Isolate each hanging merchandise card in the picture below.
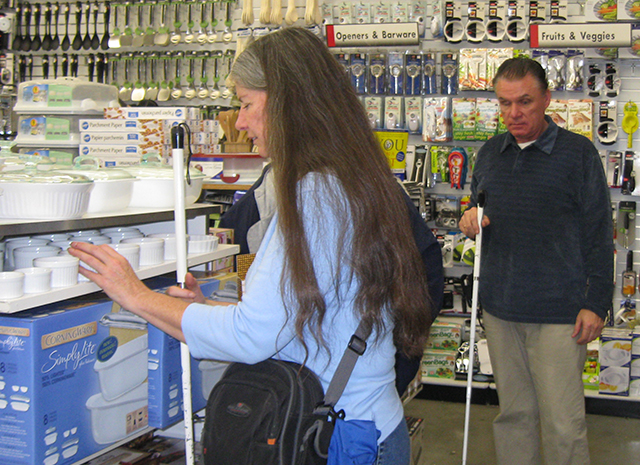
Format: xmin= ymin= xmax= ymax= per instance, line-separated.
xmin=487 ymin=48 xmax=513 ymax=89
xmin=452 ymin=98 xmax=477 ymax=141
xmin=475 ymin=98 xmax=500 ymax=140
xmin=567 ymin=99 xmax=593 ymax=140
xmin=546 ymin=99 xmax=569 ymax=129
xmin=423 ymin=97 xmax=452 ymax=143
xmin=459 ymin=48 xmax=487 ymax=91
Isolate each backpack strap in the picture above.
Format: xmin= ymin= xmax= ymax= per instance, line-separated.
xmin=318 ymin=319 xmax=371 ymax=412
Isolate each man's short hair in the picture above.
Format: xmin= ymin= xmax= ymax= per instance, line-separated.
xmin=493 ymin=57 xmax=548 ymax=91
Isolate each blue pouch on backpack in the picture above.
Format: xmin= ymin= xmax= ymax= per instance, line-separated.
xmin=327 ymin=418 xmax=380 ymax=465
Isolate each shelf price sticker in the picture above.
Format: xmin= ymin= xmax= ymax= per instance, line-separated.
xmin=530 ymin=22 xmax=632 ymax=48
xmin=326 ymin=23 xmax=420 ymax=47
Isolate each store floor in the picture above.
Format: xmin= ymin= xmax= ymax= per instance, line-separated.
xmin=403 ymin=398 xmax=640 ymax=465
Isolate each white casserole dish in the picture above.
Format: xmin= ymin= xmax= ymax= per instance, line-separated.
xmin=56 ymin=156 xmax=136 ymax=213
xmin=0 ymin=170 xmax=93 ymax=219
xmin=93 ymin=334 xmax=148 ymax=401
xmin=123 ymin=157 xmax=205 ymax=209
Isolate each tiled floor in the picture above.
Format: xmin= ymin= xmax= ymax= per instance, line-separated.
xmin=403 ymin=398 xmax=640 ymax=465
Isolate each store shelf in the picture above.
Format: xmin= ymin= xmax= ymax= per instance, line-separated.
xmin=203 ymin=183 xmax=254 ymax=191
xmin=422 ymin=377 xmax=491 ymax=389
xmin=0 ymin=244 xmax=240 ymax=314
xmin=0 ymin=204 xmax=221 ymax=239
xmin=584 ymin=390 xmax=640 ymax=402
xmin=70 ymin=427 xmax=155 ymax=465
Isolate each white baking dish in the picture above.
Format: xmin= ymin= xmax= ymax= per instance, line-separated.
xmin=56 ymin=156 xmax=136 ymax=213
xmin=123 ymin=158 xmax=205 ymax=209
xmin=0 ymin=170 xmax=93 ymax=220
xmin=85 ymin=381 xmax=148 ymax=445
xmin=93 ymin=333 xmax=148 ymax=401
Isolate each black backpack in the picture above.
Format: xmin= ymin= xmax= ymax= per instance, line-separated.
xmin=201 ymin=322 xmax=370 ymax=465
xmin=201 ymin=360 xmax=333 ymax=465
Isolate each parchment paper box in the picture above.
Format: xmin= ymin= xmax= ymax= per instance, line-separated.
xmin=79 ymin=118 xmax=164 ymax=134
xmin=0 ymin=299 xmax=149 ymax=465
xmin=80 ymin=132 xmax=164 ymax=145
xmin=104 ymin=107 xmax=188 ymax=120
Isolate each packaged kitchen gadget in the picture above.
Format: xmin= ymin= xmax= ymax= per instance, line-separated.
xmin=599 ymin=328 xmax=632 ymax=396
xmin=375 ymin=130 xmax=408 ymax=180
xmin=425 ymin=319 xmax=463 ymax=350
xmin=421 ymin=349 xmax=457 ymax=379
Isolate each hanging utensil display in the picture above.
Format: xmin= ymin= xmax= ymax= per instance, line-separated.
xmin=132 ymin=4 xmax=145 ymax=47
xmin=157 ymin=53 xmax=171 ymax=102
xmin=87 ymin=53 xmax=95 ymax=81
xmin=100 ymin=2 xmax=110 ymax=50
xmin=96 ymin=53 xmax=105 ymax=82
xmin=210 ymin=51 xmax=221 ymax=99
xmin=144 ymin=2 xmax=157 ymax=46
xmin=131 ymin=56 xmax=146 ymax=102
xmin=119 ymin=55 xmax=133 ymax=101
xmin=61 ymin=2 xmax=71 ymax=51
xmin=184 ymin=53 xmax=196 ymax=99
xmin=11 ymin=4 xmax=23 ymax=51
xmin=52 ymin=2 xmax=61 ymax=50
xmin=207 ymin=1 xmax=218 ymax=43
xmin=146 ymin=55 xmax=160 ymax=100
xmin=61 ymin=52 xmax=68 ymax=76
xmin=82 ymin=2 xmax=92 ymax=50
xmin=70 ymin=54 xmax=78 ymax=77
xmin=171 ymin=52 xmax=184 ymax=99
xmin=285 ymin=0 xmax=298 ymax=25
xmin=42 ymin=55 xmax=50 ymax=79
xmin=222 ymin=1 xmax=233 ymax=42
xmin=71 ymin=1 xmax=82 ymax=50
xmin=183 ymin=1 xmax=195 ymax=44
xmin=154 ymin=2 xmax=170 ymax=45
xmin=270 ymin=0 xmax=282 ymax=25
xmin=259 ymin=0 xmax=271 ymax=24
xmin=21 ymin=4 xmax=32 ymax=52
xmin=623 ymin=101 xmax=639 ymax=149
xmin=52 ymin=54 xmax=58 ymax=78
xmin=41 ymin=2 xmax=53 ymax=51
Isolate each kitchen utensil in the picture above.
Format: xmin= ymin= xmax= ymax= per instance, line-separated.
xmin=87 ymin=53 xmax=95 ymax=81
xmin=90 ymin=1 xmax=100 ymax=49
xmin=146 ymin=55 xmax=159 ymax=100
xmin=71 ymin=1 xmax=82 ymax=50
xmin=183 ymin=1 xmax=195 ymax=44
xmin=170 ymin=53 xmax=183 ymax=99
xmin=11 ymin=4 xmax=22 ymax=51
xmin=131 ymin=57 xmax=146 ymax=102
xmin=108 ymin=2 xmax=121 ymax=48
xmin=157 ymin=54 xmax=171 ymax=101
xmin=271 ymin=0 xmax=282 ymax=24
xmin=61 ymin=2 xmax=71 ymax=50
xmin=26 ymin=55 xmax=33 ymax=80
xmin=31 ymin=3 xmax=42 ymax=52
xmin=210 ymin=52 xmax=221 ymax=99
xmin=70 ymin=53 xmax=78 ymax=77
xmin=304 ymin=0 xmax=321 ymax=25
xmin=41 ymin=2 xmax=52 ymax=51
xmin=242 ymin=0 xmax=254 ymax=25
xmin=100 ymin=2 xmax=110 ymax=50
xmin=154 ymin=2 xmax=170 ymax=45
xmin=132 ymin=4 xmax=145 ymax=47
xmin=197 ymin=2 xmax=209 ymax=44
xmin=197 ymin=53 xmax=210 ymax=99
xmin=144 ymin=1 xmax=156 ymax=46
xmin=222 ymin=2 xmax=233 ymax=42
xmin=259 ymin=0 xmax=271 ymax=24
xmin=42 ymin=55 xmax=50 ymax=79
xmin=285 ymin=0 xmax=298 ymax=25
xmin=184 ymin=54 xmax=196 ymax=99
xmin=82 ymin=1 xmax=91 ymax=49
xmin=52 ymin=2 xmax=61 ymax=50
xmin=623 ymin=101 xmax=639 ymax=149
xmin=207 ymin=1 xmax=218 ymax=42
xmin=21 ymin=4 xmax=32 ymax=52
xmin=120 ymin=2 xmax=133 ymax=46
xmin=119 ymin=55 xmax=133 ymax=101
xmin=220 ymin=51 xmax=233 ymax=98
xmin=170 ymin=2 xmax=182 ymax=44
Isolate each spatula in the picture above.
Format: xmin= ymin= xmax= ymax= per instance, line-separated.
xmin=119 ymin=2 xmax=134 ymax=47
xmin=154 ymin=2 xmax=170 ymax=46
xmin=131 ymin=57 xmax=146 ymax=102
xmin=623 ymin=101 xmax=639 ymax=149
xmin=144 ymin=2 xmax=156 ymax=46
xmin=146 ymin=55 xmax=160 ymax=101
xmin=157 ymin=53 xmax=171 ymax=102
xmin=107 ymin=2 xmax=121 ymax=48
xmin=169 ymin=2 xmax=182 ymax=44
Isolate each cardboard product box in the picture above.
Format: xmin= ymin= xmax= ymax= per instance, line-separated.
xmin=405 ymin=416 xmax=425 ymax=465
xmin=144 ymin=275 xmax=231 ymax=429
xmin=78 ymin=143 xmax=164 ymax=159
xmin=78 ymin=118 xmax=164 ymax=134
xmin=104 ymin=107 xmax=188 ymax=121
xmin=599 ymin=328 xmax=632 ymax=396
xmin=583 ymin=340 xmax=600 ymax=391
xmin=191 ymin=155 xmax=224 ymax=181
xmin=80 ymin=132 xmax=164 ymax=145
xmin=451 ymin=97 xmax=477 ymax=141
xmin=425 ymin=320 xmax=463 ymax=351
xmin=209 ymin=228 xmax=235 ymax=245
xmin=0 ymin=299 xmax=149 ymax=465
xmin=421 ymin=349 xmax=457 ymax=379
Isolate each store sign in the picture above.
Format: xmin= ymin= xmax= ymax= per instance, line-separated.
xmin=530 ymin=22 xmax=632 ymax=48
xmin=325 ymin=23 xmax=420 ymax=47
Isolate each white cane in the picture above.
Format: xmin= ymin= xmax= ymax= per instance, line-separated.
xmin=462 ymin=191 xmax=486 ymax=465
xmin=172 ymin=124 xmax=196 ymax=465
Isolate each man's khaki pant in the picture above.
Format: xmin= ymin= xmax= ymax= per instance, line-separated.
xmin=483 ymin=311 xmax=590 ymax=465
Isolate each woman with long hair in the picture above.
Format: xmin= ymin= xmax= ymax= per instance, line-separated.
xmin=70 ymin=27 xmax=433 ymax=464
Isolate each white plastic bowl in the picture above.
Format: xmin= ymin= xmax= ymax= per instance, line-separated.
xmin=188 ymin=235 xmax=219 ymax=255
xmin=121 ymin=237 xmax=164 ymax=266
xmin=15 ymin=267 xmax=51 ymax=293
xmin=107 ymin=243 xmax=141 ymax=271
xmin=0 ymin=271 xmax=25 ymax=299
xmin=34 ymin=255 xmax=79 ymax=288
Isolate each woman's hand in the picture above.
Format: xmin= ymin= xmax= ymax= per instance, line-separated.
xmin=166 ymin=272 xmax=207 ymax=304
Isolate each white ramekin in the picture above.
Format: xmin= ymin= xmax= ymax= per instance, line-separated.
xmin=15 ymin=267 xmax=52 ymax=294
xmin=0 ymin=271 xmax=25 ymax=299
xmin=108 ymin=243 xmax=141 ymax=271
xmin=148 ymin=233 xmax=189 ymax=261
xmin=34 ymin=256 xmax=79 ymax=288
xmin=121 ymin=237 xmax=164 ymax=266
xmin=188 ymin=235 xmax=219 ymax=255
xmin=13 ymin=245 xmax=61 ymax=270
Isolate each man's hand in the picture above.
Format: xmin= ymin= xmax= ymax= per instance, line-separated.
xmin=459 ymin=207 xmax=490 ymax=239
xmin=572 ymin=309 xmax=604 ymax=345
